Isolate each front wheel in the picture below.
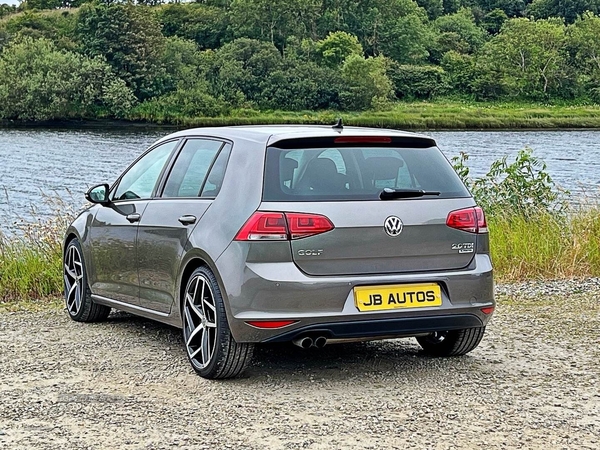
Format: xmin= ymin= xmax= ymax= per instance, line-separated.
xmin=416 ymin=327 xmax=486 ymax=357
xmin=182 ymin=266 xmax=254 ymax=379
xmin=63 ymin=239 xmax=110 ymax=322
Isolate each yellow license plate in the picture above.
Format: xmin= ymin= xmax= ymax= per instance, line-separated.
xmin=354 ymin=283 xmax=442 ymax=312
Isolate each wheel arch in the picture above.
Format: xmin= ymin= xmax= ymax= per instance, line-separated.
xmin=176 ymin=251 xmax=229 ymax=327
xmin=63 ymin=230 xmax=79 ymax=254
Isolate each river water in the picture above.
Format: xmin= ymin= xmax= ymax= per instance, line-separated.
xmin=1 ymin=128 xmax=599 ymax=233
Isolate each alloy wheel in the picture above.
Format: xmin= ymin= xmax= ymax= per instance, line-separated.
xmin=64 ymin=244 xmax=84 ymax=316
xmin=183 ymin=274 xmax=218 ymax=370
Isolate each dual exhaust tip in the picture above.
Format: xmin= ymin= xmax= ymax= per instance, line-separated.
xmin=293 ymin=336 xmax=327 ymax=349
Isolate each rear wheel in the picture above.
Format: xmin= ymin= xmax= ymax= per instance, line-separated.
xmin=63 ymin=239 xmax=110 ymax=322
xmin=182 ymin=266 xmax=254 ymax=379
xmin=416 ymin=327 xmax=485 ymax=357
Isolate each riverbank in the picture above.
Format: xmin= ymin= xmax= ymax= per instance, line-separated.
xmin=3 ymin=102 xmax=600 ymax=131
xmin=129 ymin=101 xmax=600 ymax=130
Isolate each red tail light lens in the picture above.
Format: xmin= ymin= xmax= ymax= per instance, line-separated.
xmin=446 ymin=206 xmax=488 ymax=234
xmin=234 ymin=212 xmax=334 ymax=241
xmin=234 ymin=212 xmax=288 ymax=240
xmin=286 ymin=213 xmax=335 ymax=239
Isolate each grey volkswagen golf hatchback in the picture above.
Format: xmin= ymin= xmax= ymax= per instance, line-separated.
xmin=64 ymin=125 xmax=494 ymax=379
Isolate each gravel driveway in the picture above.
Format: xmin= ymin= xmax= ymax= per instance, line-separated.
xmin=1 ymin=281 xmax=598 ymax=450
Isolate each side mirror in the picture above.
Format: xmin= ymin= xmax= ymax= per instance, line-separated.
xmin=85 ymin=183 xmax=110 ymax=205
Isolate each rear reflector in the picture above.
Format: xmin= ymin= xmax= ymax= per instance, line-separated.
xmin=235 ymin=212 xmax=334 ymax=241
xmin=481 ymin=306 xmax=495 ymax=315
xmin=446 ymin=206 xmax=488 ymax=234
xmin=246 ymin=320 xmax=297 ymax=329
xmin=334 ymin=136 xmax=392 ymax=144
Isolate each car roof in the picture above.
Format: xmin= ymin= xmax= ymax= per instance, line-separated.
xmin=159 ymin=125 xmax=436 ymax=147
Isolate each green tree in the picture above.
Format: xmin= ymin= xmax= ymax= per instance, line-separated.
xmin=207 ymin=38 xmax=283 ymax=106
xmin=228 ymin=0 xmax=321 ymax=50
xmin=475 ymin=18 xmax=571 ymax=99
xmin=440 ymin=49 xmax=477 ymax=93
xmin=482 ymin=9 xmax=508 ymax=35
xmin=0 ymin=37 xmax=135 ymax=120
xmin=351 ymin=0 xmax=432 ymax=63
xmin=434 ymin=8 xmax=488 ymax=55
xmin=156 ymin=3 xmax=229 ymax=50
xmin=416 ymin=0 xmax=444 ymax=19
xmin=315 ymin=31 xmax=363 ymax=67
xmin=340 ymin=54 xmax=394 ymax=110
xmin=76 ymin=3 xmax=167 ymax=100
xmin=527 ymin=0 xmax=599 ymax=24
xmin=0 ymin=10 xmax=78 ymax=51
xmin=568 ymin=12 xmax=600 ymax=101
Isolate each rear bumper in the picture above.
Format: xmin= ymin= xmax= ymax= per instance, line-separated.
xmin=263 ymin=314 xmax=484 ymax=343
xmin=215 ymin=244 xmax=494 ymax=343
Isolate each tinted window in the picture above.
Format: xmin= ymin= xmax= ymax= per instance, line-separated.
xmin=201 ymin=143 xmax=232 ymax=198
xmin=113 ymin=140 xmax=177 ymax=201
xmin=263 ymin=146 xmax=470 ymax=201
xmin=163 ymin=139 xmax=223 ymax=198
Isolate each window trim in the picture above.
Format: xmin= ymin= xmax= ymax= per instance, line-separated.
xmin=110 ymin=138 xmax=182 ymax=204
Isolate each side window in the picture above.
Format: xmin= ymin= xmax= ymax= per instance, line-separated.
xmin=113 ymin=140 xmax=178 ymax=201
xmin=201 ymin=143 xmax=232 ymax=198
xmin=163 ymin=139 xmax=223 ymax=198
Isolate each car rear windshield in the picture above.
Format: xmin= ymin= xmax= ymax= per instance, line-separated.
xmin=263 ymin=144 xmax=470 ymax=202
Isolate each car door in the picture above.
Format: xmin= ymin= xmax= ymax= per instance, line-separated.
xmin=88 ymin=140 xmax=179 ymax=306
xmin=137 ymin=138 xmax=231 ymax=313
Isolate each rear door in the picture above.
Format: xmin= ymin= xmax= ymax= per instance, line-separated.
xmin=261 ymin=138 xmax=476 ymax=276
xmin=137 ymin=139 xmax=231 ymax=313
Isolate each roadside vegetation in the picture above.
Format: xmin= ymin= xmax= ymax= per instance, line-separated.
xmin=1 ymin=1 xmax=600 ymax=127
xmin=1 ymin=150 xmax=599 ymax=302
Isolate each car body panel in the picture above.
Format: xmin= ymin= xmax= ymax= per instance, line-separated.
xmin=88 ymin=200 xmax=148 ymax=305
xmin=136 ymin=198 xmax=213 ymax=313
xmin=259 ymin=199 xmax=478 ymax=276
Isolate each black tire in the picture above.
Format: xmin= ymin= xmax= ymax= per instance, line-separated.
xmin=416 ymin=327 xmax=486 ymax=357
xmin=64 ymin=239 xmax=111 ymax=323
xmin=182 ymin=266 xmax=254 ymax=379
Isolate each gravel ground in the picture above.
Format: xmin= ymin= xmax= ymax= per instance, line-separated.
xmin=0 ymin=281 xmax=598 ymax=450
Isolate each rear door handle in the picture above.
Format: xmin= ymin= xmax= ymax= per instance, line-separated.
xmin=178 ymin=215 xmax=197 ymax=226
xmin=126 ymin=213 xmax=141 ymax=223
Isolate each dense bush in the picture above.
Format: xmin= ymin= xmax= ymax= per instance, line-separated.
xmin=388 ymin=63 xmax=448 ymax=99
xmin=0 ymin=37 xmax=135 ymax=120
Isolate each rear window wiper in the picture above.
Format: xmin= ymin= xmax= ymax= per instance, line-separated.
xmin=379 ymin=188 xmax=441 ymax=200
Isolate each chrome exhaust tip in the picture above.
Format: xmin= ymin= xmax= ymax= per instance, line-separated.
xmin=293 ymin=336 xmax=313 ymax=349
xmin=313 ymin=336 xmax=327 ymax=349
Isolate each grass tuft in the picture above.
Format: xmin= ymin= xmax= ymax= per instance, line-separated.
xmin=490 ymin=207 xmax=600 ymax=281
xmin=0 ymin=198 xmax=75 ymax=302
